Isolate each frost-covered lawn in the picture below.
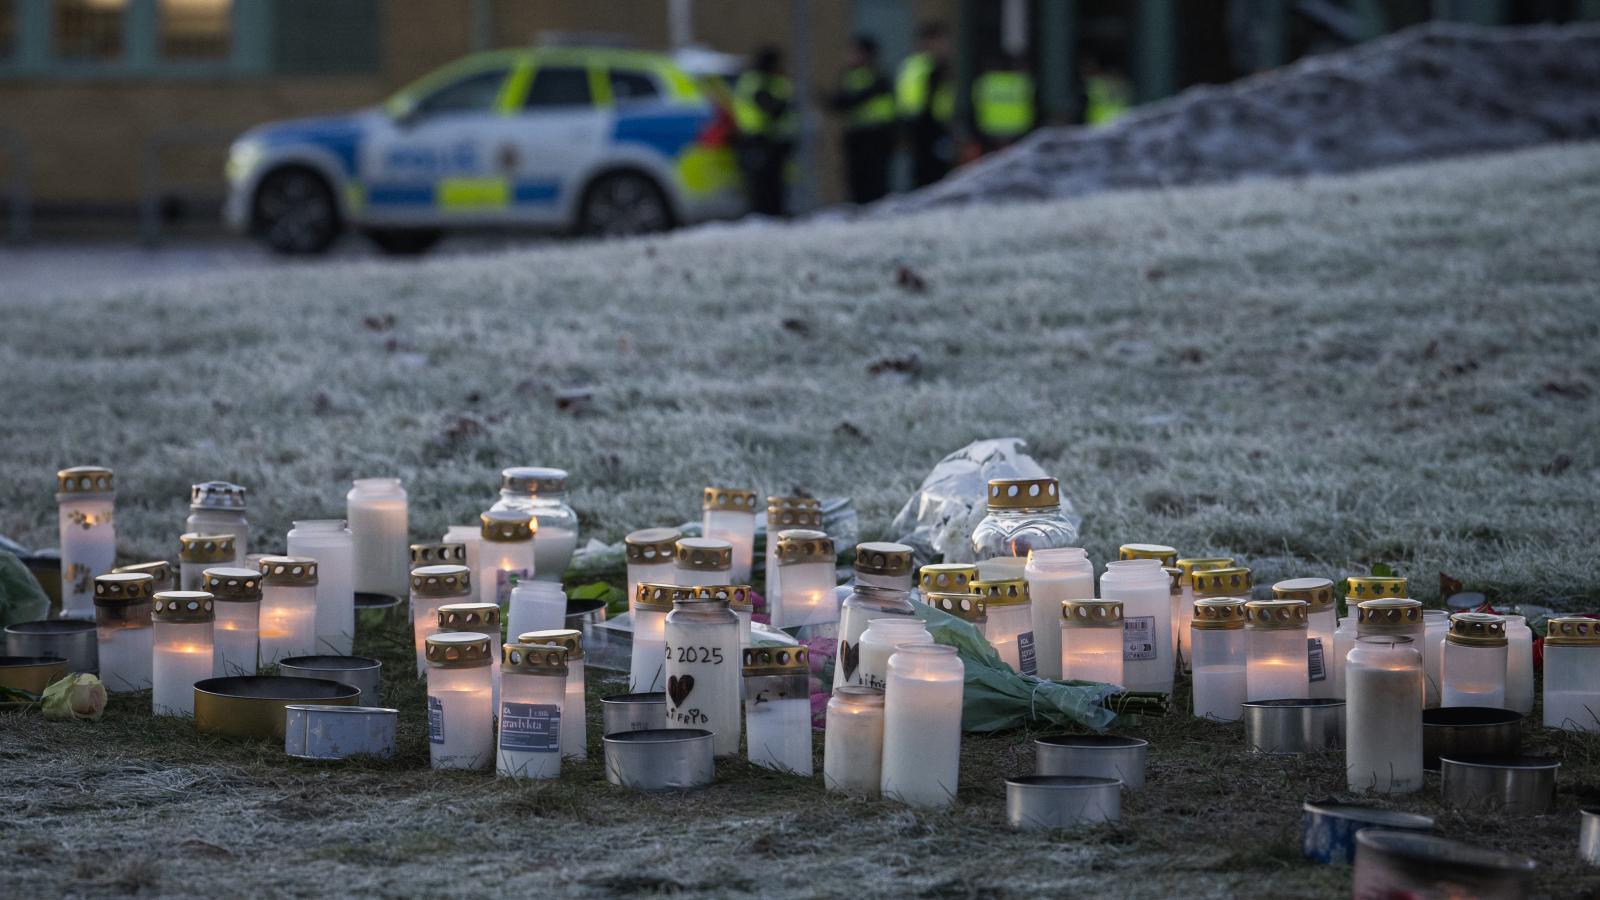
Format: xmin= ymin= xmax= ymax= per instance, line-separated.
xmin=1 ymin=144 xmax=1598 ymax=897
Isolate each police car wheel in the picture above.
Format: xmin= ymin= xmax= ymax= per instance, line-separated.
xmin=578 ymin=172 xmax=673 ymax=237
xmin=254 ymin=167 xmax=340 ymax=255
xmin=363 ymin=228 xmax=442 ymax=256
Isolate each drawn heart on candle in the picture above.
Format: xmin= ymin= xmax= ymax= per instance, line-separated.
xmin=841 ymin=641 xmax=860 ymax=682
xmin=667 ymin=674 xmax=695 ymax=707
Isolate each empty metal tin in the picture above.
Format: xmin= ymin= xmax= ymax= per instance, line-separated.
xmin=354 ymin=592 xmax=403 ymax=632
xmin=1005 ymin=775 xmax=1122 ymax=830
xmin=1354 ymin=830 xmax=1536 ymax=900
xmin=603 ymin=728 xmax=714 ymax=791
xmin=1440 ymin=755 xmax=1559 ymax=816
xmin=1301 ymin=800 xmax=1434 ymax=865
xmin=1243 ymin=698 xmax=1345 ymax=754
xmin=1034 ymin=734 xmax=1148 ymax=790
xmin=1422 ymin=706 xmax=1522 ymax=770
xmin=194 ymin=675 xmax=359 ymax=740
xmin=283 ymin=704 xmax=397 ymax=760
xmin=4 ymin=619 xmax=97 ymax=674
xmin=566 ymin=597 xmax=608 ymax=629
xmin=601 ymin=692 xmax=667 ymax=735
xmin=1581 ymin=807 xmax=1600 ymax=867
xmin=0 ymin=655 xmax=69 ymax=694
xmin=278 ymin=655 xmax=382 ymax=707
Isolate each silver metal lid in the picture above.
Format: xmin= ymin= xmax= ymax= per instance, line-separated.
xmin=190 ymin=481 xmax=247 ymax=510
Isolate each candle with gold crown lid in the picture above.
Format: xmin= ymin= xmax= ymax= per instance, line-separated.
xmin=631 ymin=583 xmax=688 ymax=692
xmin=113 ymin=560 xmax=174 ymax=594
xmin=917 ymin=562 xmax=979 ymax=602
xmin=1543 ymin=617 xmax=1600 ymax=732
xmin=410 ymin=564 xmax=471 ymax=676
xmin=477 ymin=509 xmax=535 ymax=608
xmin=744 ymin=644 xmax=813 ymax=775
xmin=664 ymin=590 xmax=741 ymax=756
xmin=425 ymin=632 xmax=494 ymax=770
xmin=57 ymin=467 xmax=117 ymax=618
xmin=624 ymin=528 xmax=680 ymax=611
xmin=854 ymin=542 xmax=914 ymax=592
xmin=497 ymin=642 xmax=567 ymax=780
xmin=519 ymin=629 xmax=586 ymax=760
xmin=257 ymin=556 xmax=318 ymax=665
xmin=1356 ymin=597 xmax=1429 ymax=706
xmin=674 ymin=537 xmax=733 ymax=588
xmin=491 ymin=467 xmax=578 ymax=582
xmin=1441 ymin=613 xmax=1508 ymax=708
xmin=203 ymin=566 xmax=261 ymax=677
xmin=1190 ymin=598 xmax=1247 ymax=721
xmin=703 ymin=487 xmax=759 ymax=583
xmin=93 ymin=573 xmax=154 ymax=692
xmin=438 ymin=602 xmax=502 ymax=709
xmin=692 ymin=585 xmax=755 ymax=648
xmin=773 ymin=530 xmax=837 ymax=628
xmin=151 ymin=591 xmax=214 ymax=716
xmin=178 ymin=533 xmax=235 ymax=592
xmin=1245 ymin=599 xmax=1311 ymax=701
xmin=1173 ymin=557 xmax=1233 ymax=671
xmin=927 ymin=591 xmax=987 ymax=636
xmin=1061 ymin=599 xmax=1124 ymax=686
xmin=346 ymin=478 xmax=409 ymax=599
xmin=1274 ymin=578 xmax=1338 ymax=699
xmin=972 ymin=477 xmax=1076 ymax=581
xmin=185 ymin=482 xmax=249 ymax=565
xmin=1119 ymin=543 xmax=1178 ymax=567
xmin=1102 ymin=557 xmax=1176 ymax=694
xmin=834 ymin=574 xmax=916 ymax=689
xmin=1025 ymin=549 xmax=1091 ymax=680
xmin=765 ymin=496 xmax=822 ymax=610
xmin=972 ymin=578 xmax=1035 ymax=675
xmin=410 ymin=542 xmax=466 ymax=569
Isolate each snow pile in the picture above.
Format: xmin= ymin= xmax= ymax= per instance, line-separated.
xmin=885 ymin=23 xmax=1600 ymax=212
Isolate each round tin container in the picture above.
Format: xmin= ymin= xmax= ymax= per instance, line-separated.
xmin=1242 ymin=698 xmax=1345 ymax=754
xmin=4 ymin=619 xmax=97 ymax=674
xmin=283 ymin=704 xmax=397 ymax=760
xmin=1354 ymin=830 xmax=1536 ymax=899
xmin=354 ymin=592 xmax=403 ymax=632
xmin=1005 ymin=775 xmax=1122 ymax=830
xmin=1439 ymin=755 xmax=1559 ymax=816
xmin=1301 ymin=800 xmax=1434 ymax=865
xmin=0 ymin=655 xmax=69 ymax=694
xmin=278 ymin=655 xmax=382 ymax=707
xmin=1422 ymin=706 xmax=1521 ymax=770
xmin=194 ymin=675 xmax=359 ymax=740
xmin=603 ymin=728 xmax=714 ymax=791
xmin=601 ymin=692 xmax=667 ymax=735
xmin=1034 ymin=734 xmax=1148 ymax=790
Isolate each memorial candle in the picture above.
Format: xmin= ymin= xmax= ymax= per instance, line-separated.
xmin=184 ymin=481 xmax=249 ymax=565
xmin=743 ymin=645 xmax=813 ymax=775
xmin=824 ymin=686 xmax=885 ymax=795
xmin=1245 ymin=599 xmax=1311 ymax=701
xmin=151 ymin=591 xmax=214 ymax=716
xmin=1503 ymin=615 xmax=1535 ymax=716
xmin=834 ymin=581 xmax=916 ymax=689
xmin=440 ymin=527 xmax=482 ymax=584
xmin=410 ymin=542 xmax=466 ymax=569
xmin=1060 ymin=599 xmax=1124 ymax=686
xmin=286 ymin=518 xmax=355 ymax=654
xmin=702 ymin=487 xmax=758 ymax=583
xmin=765 ymin=497 xmax=822 ymax=613
xmin=491 ymin=467 xmax=577 ymax=583
xmin=1345 ymin=635 xmax=1423 ymax=794
xmin=772 ymin=530 xmax=837 ymax=628
xmin=917 ymin=563 xmax=979 ymax=600
xmin=1190 ymin=598 xmax=1248 ymax=721
xmin=970 ymin=477 xmax=1078 ymax=581
xmin=477 ymin=510 xmax=535 ymax=608
xmin=1543 ymin=617 xmax=1600 ymax=732
xmin=1024 ymin=548 xmax=1092 ymax=681
xmin=664 ymin=591 xmax=741 ymax=756
xmin=497 ymin=642 xmax=567 ymax=780
xmin=346 ymin=477 xmax=409 ymax=600
xmin=880 ymin=643 xmax=964 ymax=808
xmin=857 ymin=617 xmax=933 ymax=692
xmin=506 ymin=577 xmax=566 ymax=640
xmin=57 ymin=466 xmax=117 ymax=619
xmin=972 ymin=578 xmax=1034 ymax=674
xmin=1357 ymin=598 xmax=1428 ymax=704
xmin=518 ymin=629 xmax=586 ymax=761
xmin=93 ymin=573 xmax=154 ymax=693
xmin=853 ymin=542 xmax=915 ymax=593
xmin=112 ymin=560 xmax=173 ymax=594
xmin=1273 ymin=577 xmax=1338 ymax=699
xmin=202 ymin=566 xmax=261 ymax=677
xmin=178 ymin=533 xmax=235 ymax=591
xmin=692 ymin=585 xmax=755 ymax=648
xmin=425 ymin=632 xmax=495 ymax=770
xmin=439 ymin=602 xmax=502 ymax=709
xmin=1101 ymin=558 xmax=1176 ymax=694
xmin=1441 ymin=613 xmax=1508 ymax=708
xmin=674 ymin=537 xmax=733 ymax=589
xmin=410 ymin=564 xmax=471 ymax=676
xmin=631 ymin=583 xmax=689 ymax=692
xmin=624 ymin=528 xmax=679 ymax=610
xmin=257 ymin=556 xmax=318 ymax=665
xmin=1173 ymin=556 xmax=1234 ymax=672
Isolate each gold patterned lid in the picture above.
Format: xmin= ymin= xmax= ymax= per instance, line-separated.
xmin=1356 ymin=598 xmax=1423 ymax=632
xmin=971 ymin=578 xmax=1029 ymax=606
xmin=854 ymin=542 xmax=914 ymax=578
xmin=1062 ymin=599 xmax=1123 ymax=628
xmin=919 ymin=563 xmax=979 ymax=594
xmin=1546 ymin=617 xmax=1600 ymax=647
xmin=502 ymin=642 xmax=568 ymax=674
xmin=481 ymin=509 xmax=535 ymax=542
xmin=500 ymin=466 xmax=567 ymax=495
xmin=1192 ymin=598 xmax=1247 ymax=630
xmin=928 ymin=592 xmax=986 ymax=622
xmin=1164 ymin=566 xmax=1183 ymax=594
xmin=1272 ymin=577 xmax=1335 ymax=613
xmin=1176 ymin=556 xmax=1234 ymax=575
xmin=743 ymin=644 xmax=809 ymax=676
xmin=703 ymin=486 xmax=759 ymax=513
xmin=767 ymin=495 xmax=821 ymax=512
xmin=1245 ymin=599 xmax=1309 ymax=630
xmin=624 ymin=527 xmax=681 ymax=564
xmin=767 ymin=504 xmax=824 ymax=529
xmin=1119 ymin=543 xmax=1178 ymax=566
xmin=986 ymin=477 xmax=1061 ymax=510
xmin=57 ymin=466 xmax=113 ymax=494
xmin=112 ymin=560 xmax=172 ymax=586
xmin=1346 ymin=575 xmax=1408 ymax=602
xmin=437 ymin=602 xmax=500 ymax=631
xmin=775 ymin=530 xmax=833 ymax=566
xmin=690 ymin=584 xmax=753 ymax=610
xmin=94 ymin=573 xmax=155 ymax=605
xmin=425 ymin=632 xmax=492 ymax=667
xmin=1446 ymin=612 xmax=1507 ymax=647
xmin=258 ymin=555 xmax=318 ymax=586
xmin=675 ymin=537 xmax=733 ymax=571
xmin=410 ymin=542 xmax=466 ymax=566
xmin=635 ymin=582 xmax=692 ymax=612
xmin=201 ymin=567 xmax=262 ymax=602
xmin=179 ymin=533 xmax=236 ymax=564
xmin=518 ymin=628 xmax=582 ymax=659
xmin=1192 ymin=566 xmax=1253 ymax=599
xmin=152 ymin=590 xmax=215 ymax=623
xmin=411 ymin=564 xmax=471 ymax=598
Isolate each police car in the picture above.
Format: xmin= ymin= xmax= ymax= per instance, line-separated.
xmin=225 ymin=47 xmax=745 ymax=254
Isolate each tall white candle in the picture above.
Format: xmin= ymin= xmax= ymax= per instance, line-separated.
xmin=1272 ymin=577 xmax=1338 ymax=699
xmin=1503 ymin=615 xmax=1535 ymax=716
xmin=185 ymin=481 xmax=249 ymax=565
xmin=1345 ymin=635 xmax=1423 ymax=794
xmin=93 ymin=573 xmax=154 ymax=693
xmin=1100 ymin=558 xmax=1174 ymax=694
xmin=881 ymin=643 xmax=964 ymax=808
xmin=410 ymin=564 xmax=472 ymax=676
xmin=1060 ymin=599 xmax=1124 ymax=686
xmin=1190 ymin=598 xmax=1248 ymax=721
xmin=56 ymin=466 xmax=117 ymax=619
xmin=857 ymin=618 xmax=933 ymax=691
xmin=518 ymin=629 xmax=586 ymax=761
xmin=497 ymin=642 xmax=567 ymax=780
xmin=834 ymin=583 xmax=916 ymax=689
xmin=973 ymin=579 xmax=1034 ymax=674
xmin=664 ymin=592 xmax=741 ymax=756
xmin=1245 ymin=599 xmax=1311 ymax=701
xmin=765 ymin=497 xmax=823 ymax=615
xmin=773 ymin=530 xmax=837 ymax=628
xmin=151 ymin=591 xmax=214 ymax=716
xmin=743 ymin=645 xmax=814 ymax=775
xmin=178 ymin=533 xmax=235 ymax=592
xmin=631 ymin=583 xmax=685 ymax=692
xmin=1543 ymin=617 xmax=1600 ymax=732
xmin=425 ymin=632 xmax=495 ymax=770
xmin=624 ymin=528 xmax=680 ymax=611
xmin=1174 ymin=557 xmax=1234 ymax=672
xmin=824 ymin=685 xmax=885 ymax=795
xmin=853 ymin=542 xmax=914 ymax=593
xmin=440 ymin=526 xmax=483 ymax=585
xmin=1357 ymin=598 xmax=1427 ymax=701
xmin=202 ymin=566 xmax=261 ymax=677
xmin=346 ymin=477 xmax=409 ymax=599
xmin=702 ymin=487 xmax=758 ymax=583
xmin=1441 ymin=613 xmax=1508 ymax=708
xmin=507 ymin=578 xmax=566 ymax=639
xmin=257 ymin=556 xmax=319 ymax=665
xmin=477 ymin=510 xmax=535 ymax=608
xmin=438 ymin=602 xmax=502 ymax=709
xmin=287 ymin=519 xmax=355 ymax=655
xmin=1025 ymin=548 xmax=1093 ymax=681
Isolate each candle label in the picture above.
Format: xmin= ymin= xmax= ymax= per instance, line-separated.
xmin=427 ymin=696 xmax=446 ymax=744
xmin=1307 ymin=638 xmax=1327 ymax=682
xmin=1017 ymin=631 xmax=1037 ymax=676
xmin=499 ymin=702 xmax=560 ymax=752
xmin=1123 ymin=616 xmax=1157 ymax=661
xmin=496 ymin=568 xmax=535 ymax=606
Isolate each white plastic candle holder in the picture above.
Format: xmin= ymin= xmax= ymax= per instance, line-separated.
xmin=152 ymin=591 xmax=215 ymax=716
xmin=702 ymin=487 xmax=758 ymax=583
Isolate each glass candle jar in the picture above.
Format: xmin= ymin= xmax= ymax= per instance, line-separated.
xmin=186 ymin=481 xmax=249 ymax=565
xmin=1173 ymin=557 xmax=1234 ymax=672
xmin=346 ymin=477 xmax=410 ymax=600
xmin=1190 ymin=598 xmax=1247 ymax=721
xmin=410 ymin=564 xmax=471 ymax=676
xmin=703 ymin=487 xmax=759 ymax=583
xmin=425 ymin=632 xmax=495 ymax=770
xmin=440 ymin=526 xmax=483 ymax=585
xmin=507 ymin=577 xmax=566 ymax=640
xmin=1273 ymin=577 xmax=1338 ymax=699
xmin=1245 ymin=599 xmax=1311 ymax=701
xmin=257 ymin=556 xmax=318 ymax=666
xmin=410 ymin=542 xmax=466 ymax=570
xmin=881 ymin=642 xmax=964 ymax=809
xmin=1101 ymin=558 xmax=1175 ymax=694
xmin=1441 ymin=613 xmax=1508 ymax=708
xmin=834 ymin=583 xmax=917 ymax=689
xmin=203 ymin=566 xmax=261 ymax=677
xmin=178 ymin=533 xmax=236 ymax=592
xmin=970 ymin=477 xmax=1077 ymax=574
xmin=773 ymin=530 xmax=837 ymax=628
xmin=497 ymin=642 xmax=567 ymax=780
xmin=743 ymin=644 xmax=814 ymax=775
xmin=491 ymin=467 xmax=578 ymax=583
xmin=1060 ymin=599 xmax=1124 ymax=686
xmin=1025 ymin=548 xmax=1093 ymax=681
xmin=917 ymin=563 xmax=979 ymax=601
xmin=624 ymin=527 xmax=680 ymax=610
xmin=853 ymin=542 xmax=914 ymax=593
xmin=439 ymin=602 xmax=502 ymax=710
xmin=631 ymin=583 xmax=689 ymax=692
xmin=858 ymin=617 xmax=933 ymax=691
xmin=765 ymin=497 xmax=823 ymax=607
xmin=112 ymin=560 xmax=174 ymax=594
xmin=478 ymin=510 xmax=535 ymax=608
xmin=1421 ymin=610 xmax=1448 ymax=711
xmin=1345 ymin=635 xmax=1424 ymax=795
xmin=57 ymin=466 xmax=117 ymax=619
xmin=972 ymin=578 xmax=1035 ymax=675
xmin=824 ymin=685 xmax=885 ymax=795
xmin=664 ymin=591 xmax=742 ymax=756
xmin=93 ymin=572 xmax=154 ymax=693
xmin=674 ymin=537 xmax=733 ymax=589
xmin=1502 ymin=615 xmax=1535 ymax=716
xmin=692 ymin=585 xmax=755 ymax=648
xmin=1543 ymin=617 xmax=1600 ymax=732
xmin=518 ymin=629 xmax=586 ymax=761
xmin=151 ymin=591 xmax=214 ymax=716
xmin=287 ymin=519 xmax=355 ymax=655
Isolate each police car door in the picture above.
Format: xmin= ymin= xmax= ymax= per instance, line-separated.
xmin=503 ymin=62 xmax=605 ymax=227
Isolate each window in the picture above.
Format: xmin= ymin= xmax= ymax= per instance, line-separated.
xmin=608 ymin=68 xmax=660 ymax=104
xmin=55 ymin=0 xmax=126 ymax=61
xmin=415 ymin=68 xmax=510 ymax=117
xmin=524 ymin=66 xmax=591 ymax=109
xmin=160 ymin=0 xmax=230 ymax=60
xmin=0 ymin=0 xmax=15 ymax=60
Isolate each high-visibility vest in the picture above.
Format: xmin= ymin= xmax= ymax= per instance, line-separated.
xmin=1085 ymin=75 xmax=1129 ymax=127
xmin=841 ymin=66 xmax=896 ymax=129
xmin=896 ymin=52 xmax=954 ymax=123
xmin=733 ymin=70 xmax=796 ymax=138
xmin=972 ymin=70 xmax=1035 ymax=139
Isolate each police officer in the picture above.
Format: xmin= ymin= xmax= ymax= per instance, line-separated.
xmin=828 ymin=34 xmax=896 ymax=204
xmin=1081 ymin=55 xmax=1131 ymax=127
xmin=733 ymin=45 xmax=796 ymax=217
xmin=970 ymin=54 xmax=1035 ymax=154
xmin=896 ymin=21 xmax=955 ymax=188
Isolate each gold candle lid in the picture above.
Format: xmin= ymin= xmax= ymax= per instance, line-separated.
xmin=690 ymin=584 xmax=753 ymax=610
xmin=500 ymin=466 xmax=567 ymax=495
xmin=112 ymin=560 xmax=172 ymax=586
xmin=919 ymin=563 xmax=979 ymax=594
xmin=518 ymin=628 xmax=582 ymax=660
xmin=971 ymin=578 xmax=1029 ymax=606
xmin=1244 ymin=599 xmax=1309 ymax=629
xmin=742 ymin=644 xmax=810 ymax=676
xmin=703 ymin=486 xmax=759 ymax=513
xmin=1175 ymin=557 xmax=1234 ymax=588
xmin=635 ymin=582 xmax=692 ymax=612
xmin=438 ymin=602 xmax=500 ymax=631
xmin=1356 ymin=598 xmax=1423 ymax=631
xmin=502 ymin=642 xmax=568 ymax=674
xmin=152 ymin=590 xmax=215 ymax=623
xmin=676 ymin=537 xmax=733 ymax=571
xmin=410 ymin=542 xmax=466 ymax=566
xmin=1164 ymin=566 xmax=1183 ymax=593
xmin=854 ymin=542 xmax=914 ymax=578
xmin=481 ymin=509 xmax=535 ymax=542
xmin=1062 ymin=599 xmax=1123 ymax=628
xmin=767 ymin=496 xmax=823 ymax=529
xmin=1272 ymin=577 xmax=1335 ymax=613
xmin=411 ymin=564 xmax=471 ymax=598
xmin=1192 ymin=566 xmax=1253 ymax=598
xmin=94 ymin=572 xmax=155 ymax=605
xmin=1119 ymin=543 xmax=1178 ymax=566
xmin=987 ymin=477 xmax=1061 ymax=510
xmin=928 ymin=592 xmax=986 ymax=622
xmin=1446 ymin=612 xmax=1507 ymax=647
xmin=258 ymin=556 xmax=318 ymax=586
xmin=1346 ymin=575 xmax=1408 ymax=602
xmin=425 ymin=632 xmax=492 ymax=667
xmin=624 ymin=527 xmax=681 ymax=564
xmin=775 ymin=530 xmax=833 ymax=566
xmin=1546 ymin=617 xmax=1600 ymax=647
xmin=1192 ymin=598 xmax=1247 ymax=630
xmin=201 ymin=567 xmax=262 ymax=602
xmin=57 ymin=466 xmax=113 ymax=493
xmin=179 ymin=533 xmax=236 ymax=564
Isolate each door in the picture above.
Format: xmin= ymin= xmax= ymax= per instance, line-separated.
xmin=502 ymin=62 xmax=607 ymax=226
